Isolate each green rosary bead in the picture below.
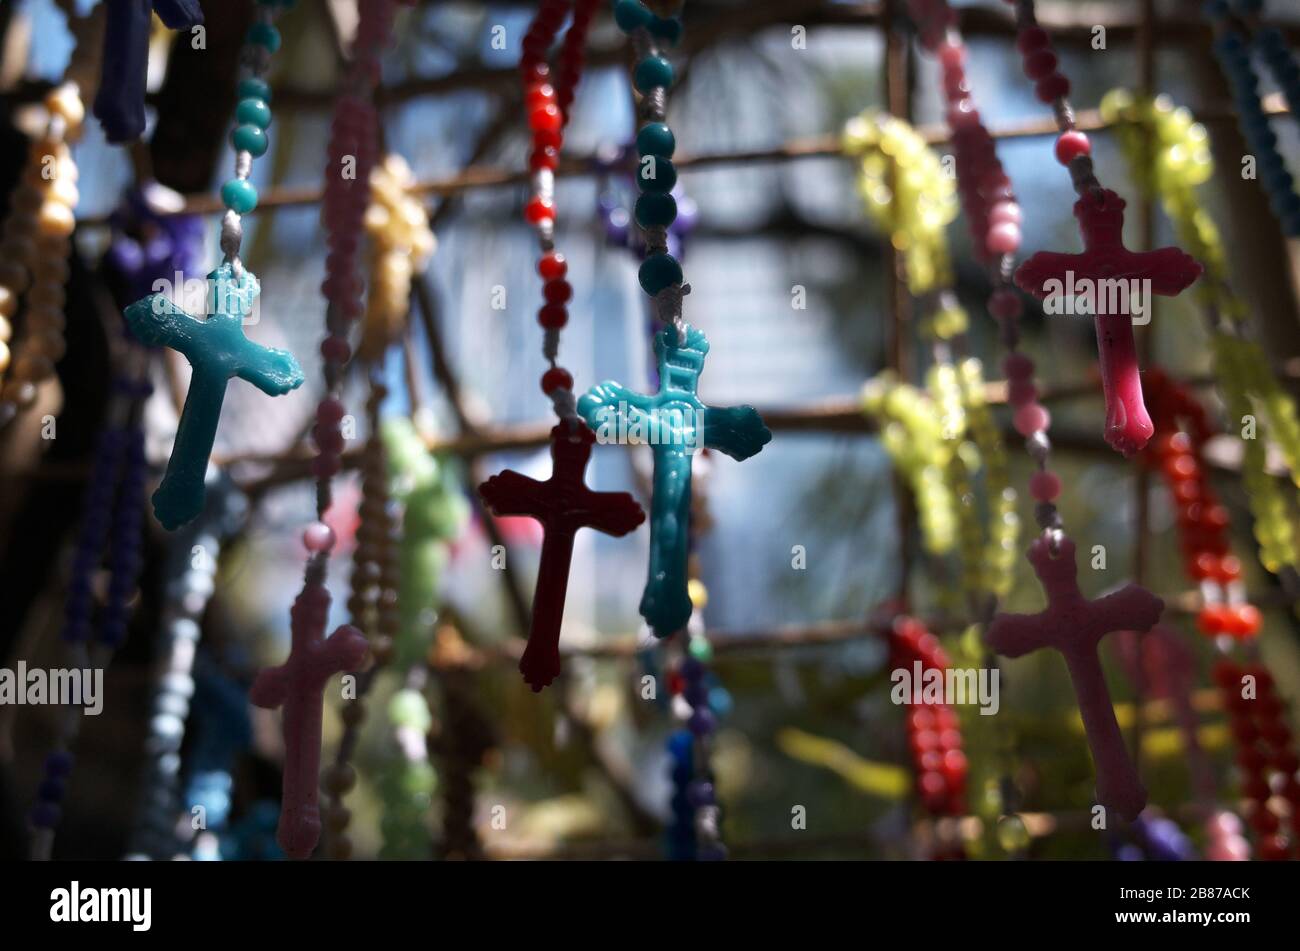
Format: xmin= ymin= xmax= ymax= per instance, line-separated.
xmin=232 ymin=124 xmax=269 ymax=157
xmin=649 ymin=16 xmax=683 ymax=45
xmin=633 ymin=55 xmax=674 ymax=92
xmin=635 ymin=192 xmax=677 ymax=228
xmin=636 ymin=122 xmax=676 ymax=158
xmin=236 ymin=97 xmax=273 ymax=129
xmin=237 ymin=77 xmax=272 ymax=105
xmin=638 ymin=252 xmax=682 ymax=294
xmin=637 ymin=155 xmax=677 ymax=193
xmin=247 ymin=22 xmax=282 ymax=52
xmin=613 ymin=0 xmax=652 ymax=32
xmin=221 ymin=178 xmax=258 ymax=214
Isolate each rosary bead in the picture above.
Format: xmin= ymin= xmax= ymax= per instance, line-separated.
xmin=638 ymin=251 xmax=682 ymax=293
xmin=238 ymin=77 xmax=272 ymax=104
xmin=1034 ymin=73 xmax=1070 ymax=103
xmin=543 ymin=279 xmax=572 ymax=304
xmin=1013 ymin=403 xmax=1050 ymax=437
xmin=232 ymin=124 xmax=269 ymax=157
xmin=220 ymin=179 xmax=258 ymax=214
xmin=529 ymin=146 xmax=559 ymax=171
xmin=614 ymin=0 xmax=653 ymax=32
xmin=541 ymin=366 xmax=573 ymax=393
xmin=524 ymin=196 xmax=555 ymax=224
xmin=1054 ymin=130 xmax=1091 ymax=166
xmin=538 ymin=303 xmax=568 ymax=328
xmin=633 ymin=56 xmax=674 ymax=93
xmin=538 ymin=251 xmax=567 ymax=280
xmin=648 ymin=16 xmax=683 ymax=45
xmin=303 ymin=522 xmax=337 ymax=553
xmin=636 ymin=121 xmax=676 ymax=158
xmin=635 ymin=192 xmax=677 ymax=227
xmin=247 ymin=22 xmax=282 ymax=52
xmin=529 ymin=103 xmax=562 ymax=134
xmin=525 ymin=82 xmax=556 ymax=110
xmin=236 ymin=97 xmax=273 ymax=129
xmin=1022 ymin=49 xmax=1058 ymax=80
xmin=637 ymin=156 xmax=677 ymax=192
xmin=1016 ymin=26 xmax=1049 ymax=53
xmin=1028 ymin=470 xmax=1062 ymax=502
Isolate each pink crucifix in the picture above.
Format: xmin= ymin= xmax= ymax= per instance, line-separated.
xmin=1013 ymin=188 xmax=1201 ymax=457
xmin=986 ymin=536 xmax=1163 ymax=822
xmin=478 ymin=423 xmax=645 ymax=692
xmin=250 ymin=581 xmax=368 ymax=859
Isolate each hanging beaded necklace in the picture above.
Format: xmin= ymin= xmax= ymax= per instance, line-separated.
xmin=1205 ymin=0 xmax=1300 ymax=238
xmin=1005 ymin=0 xmax=1202 ymax=458
xmin=0 ymin=82 xmax=85 ymax=425
xmin=29 ymin=362 xmax=151 ymax=860
xmin=248 ymin=0 xmax=401 ymax=861
xmin=124 ymin=2 xmax=304 ymax=530
xmin=478 ymin=0 xmax=648 ymax=693
xmin=907 ymin=0 xmax=1172 ymax=825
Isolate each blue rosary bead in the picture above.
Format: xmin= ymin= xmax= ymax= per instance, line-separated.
xmin=46 ymin=751 xmax=74 ymax=776
xmin=233 ymin=125 xmax=269 ymax=157
xmin=221 ymin=179 xmax=259 ymax=214
xmin=648 ymin=16 xmax=682 ymax=45
xmin=633 ymin=55 xmax=674 ymax=92
xmin=688 ymin=707 xmax=716 ymax=736
xmin=38 ymin=779 xmax=65 ymax=803
xmin=235 ymin=97 xmax=273 ymax=129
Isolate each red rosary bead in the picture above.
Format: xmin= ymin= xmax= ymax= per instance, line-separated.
xmin=524 ymin=196 xmax=555 ymax=224
xmin=543 ymin=279 xmax=572 ymax=305
xmin=540 ymin=366 xmax=572 ymax=393
xmin=1035 ymin=73 xmax=1070 ymax=103
xmin=537 ymin=304 xmax=568 ymax=329
xmin=1054 ymin=130 xmax=1091 ymax=166
xmin=538 ymin=251 xmax=568 ymax=280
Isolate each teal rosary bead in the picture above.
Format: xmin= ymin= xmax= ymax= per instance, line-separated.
xmin=637 ymin=156 xmax=677 ymax=193
xmin=649 ymin=17 xmax=683 ymax=45
xmin=235 ymin=97 xmax=272 ymax=129
xmin=221 ymin=178 xmax=258 ymax=214
xmin=247 ymin=22 xmax=281 ymax=52
xmin=237 ymin=77 xmax=272 ymax=105
xmin=613 ymin=0 xmax=653 ymax=32
xmin=633 ymin=56 xmax=674 ymax=93
xmin=636 ymin=192 xmax=678 ymax=228
xmin=232 ymin=124 xmax=269 ymax=157
xmin=639 ymin=252 xmax=682 ymax=294
xmin=636 ymin=122 xmax=676 ymax=158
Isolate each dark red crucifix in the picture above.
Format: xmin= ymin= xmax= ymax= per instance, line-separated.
xmin=250 ymin=582 xmax=368 ymax=859
xmin=478 ymin=422 xmax=645 ymax=692
xmin=986 ymin=536 xmax=1164 ymax=822
xmin=1013 ymin=188 xmax=1201 ymax=457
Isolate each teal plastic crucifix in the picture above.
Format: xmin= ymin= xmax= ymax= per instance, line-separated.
xmin=125 ymin=264 xmax=304 ymax=530
xmin=579 ymin=324 xmax=770 ymax=638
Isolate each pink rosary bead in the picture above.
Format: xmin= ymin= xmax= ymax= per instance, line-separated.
xmin=989 ymin=287 xmax=1023 ymax=320
xmin=1013 ymin=402 xmax=1051 ymax=437
xmin=302 ymin=521 xmax=336 ymax=553
xmin=1028 ymin=469 xmax=1061 ymax=502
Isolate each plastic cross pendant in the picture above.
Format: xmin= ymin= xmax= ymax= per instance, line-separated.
xmin=94 ymin=1 xmax=205 ymax=143
xmin=578 ymin=324 xmax=771 ymax=638
xmin=986 ymin=536 xmax=1163 ymax=822
xmin=478 ymin=423 xmax=645 ymax=691
xmin=250 ymin=582 xmax=368 ymax=860
xmin=125 ymin=264 xmax=304 ymax=530
xmin=1013 ymin=188 xmax=1201 ymax=457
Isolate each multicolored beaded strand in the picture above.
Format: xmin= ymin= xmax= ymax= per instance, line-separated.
xmin=0 ymin=83 xmax=85 ymax=425
xmin=479 ymin=0 xmax=648 ymax=693
xmin=1205 ymin=0 xmax=1300 ymax=237
xmin=250 ymin=0 xmax=401 ymax=860
xmin=124 ymin=1 xmax=305 ymax=530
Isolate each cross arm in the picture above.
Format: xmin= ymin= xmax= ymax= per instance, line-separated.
xmin=478 ymin=469 xmax=549 ymax=519
xmin=703 ymin=404 xmax=772 ymax=461
xmin=124 ymin=294 xmax=207 ymax=360
xmin=1085 ymin=585 xmax=1164 ymax=646
xmin=1012 ymin=251 xmax=1080 ymax=299
xmin=248 ymin=663 xmax=291 ymax=711
xmin=233 ymin=343 xmax=306 ymax=397
xmin=581 ymin=490 xmax=646 ymax=537
xmin=985 ymin=611 xmax=1050 ymax=658
xmin=578 ymin=381 xmax=656 ymax=434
